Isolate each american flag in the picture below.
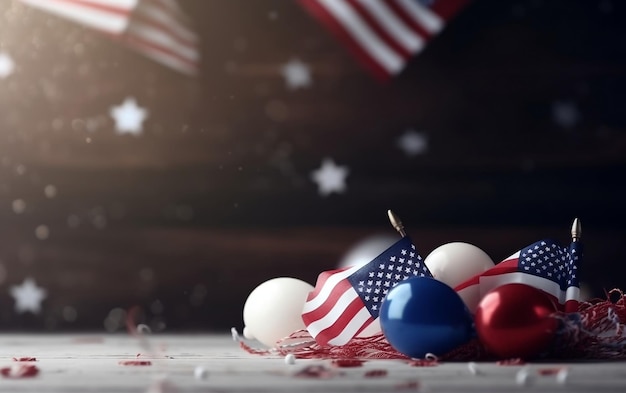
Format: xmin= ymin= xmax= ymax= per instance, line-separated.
xmin=302 ymin=236 xmax=432 ymax=346
xmin=19 ymin=0 xmax=200 ymax=75
xmin=298 ymin=0 xmax=470 ymax=80
xmin=454 ymin=239 xmax=582 ymax=313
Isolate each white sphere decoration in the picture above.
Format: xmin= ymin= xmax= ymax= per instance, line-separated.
xmin=243 ymin=326 xmax=254 ymax=340
xmin=284 ymin=354 xmax=296 ymax=365
xmin=194 ymin=366 xmax=208 ymax=380
xmin=243 ymin=277 xmax=313 ymax=348
xmin=338 ymin=234 xmax=397 ymax=269
xmin=424 ymin=242 xmax=494 ymax=312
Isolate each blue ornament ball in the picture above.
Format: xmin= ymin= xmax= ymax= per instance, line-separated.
xmin=379 ymin=276 xmax=474 ymax=359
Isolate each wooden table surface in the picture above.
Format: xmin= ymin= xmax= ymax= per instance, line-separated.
xmin=0 ymin=334 xmax=625 ymax=392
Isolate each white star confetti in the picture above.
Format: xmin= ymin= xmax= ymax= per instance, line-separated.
xmin=311 ymin=158 xmax=349 ymax=196
xmin=552 ymin=100 xmax=580 ymax=129
xmin=110 ymin=97 xmax=148 ymax=135
xmin=10 ymin=278 xmax=47 ymax=314
xmin=0 ymin=51 xmax=15 ymax=79
xmin=397 ymin=130 xmax=428 ymax=156
xmin=281 ymin=58 xmax=312 ymax=90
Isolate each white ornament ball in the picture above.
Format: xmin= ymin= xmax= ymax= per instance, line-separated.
xmin=243 ymin=326 xmax=254 ymax=340
xmin=424 ymin=242 xmax=494 ymax=312
xmin=338 ymin=234 xmax=397 ymax=269
xmin=284 ymin=354 xmax=296 ymax=365
xmin=243 ymin=277 xmax=313 ymax=348
xmin=194 ymin=366 xmax=208 ymax=380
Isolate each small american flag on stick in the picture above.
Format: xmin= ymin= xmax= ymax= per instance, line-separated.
xmin=302 ymin=236 xmax=432 ymax=346
xmin=455 ymin=237 xmax=582 ymax=313
xmin=20 ymin=0 xmax=200 ymax=75
xmin=298 ymin=0 xmax=470 ymax=80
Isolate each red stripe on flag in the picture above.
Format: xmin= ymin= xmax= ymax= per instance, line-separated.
xmin=313 ymin=295 xmax=370 ymax=346
xmin=46 ymin=0 xmax=130 ymax=16
xmin=131 ymin=14 xmax=197 ymax=50
xmin=151 ymin=0 xmax=192 ymax=27
xmin=306 ymin=268 xmax=348 ymax=301
xmin=123 ymin=34 xmax=198 ymax=72
xmin=345 ymin=0 xmax=412 ymax=59
xmin=454 ymin=259 xmax=518 ymax=292
xmin=302 ymin=279 xmax=355 ymax=323
xmin=140 ymin=0 xmax=197 ymax=47
xmin=564 ymin=299 xmax=579 ymax=313
xmin=384 ymin=0 xmax=433 ymax=40
xmin=299 ymin=0 xmax=393 ymax=82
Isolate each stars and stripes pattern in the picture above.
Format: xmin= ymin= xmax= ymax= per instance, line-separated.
xmin=302 ymin=236 xmax=432 ymax=346
xmin=455 ymin=239 xmax=582 ymax=313
xmin=20 ymin=0 xmax=200 ymax=75
xmin=298 ymin=0 xmax=470 ymax=80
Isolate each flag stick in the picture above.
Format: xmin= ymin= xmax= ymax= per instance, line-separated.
xmin=571 ymin=218 xmax=581 ymax=242
xmin=387 ymin=210 xmax=406 ymax=237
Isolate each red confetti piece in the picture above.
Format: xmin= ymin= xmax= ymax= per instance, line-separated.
xmin=364 ymin=369 xmax=387 ymax=378
xmin=497 ymin=358 xmax=526 ymax=366
xmin=538 ymin=367 xmax=564 ymax=376
xmin=407 ymin=359 xmax=438 ymax=367
xmin=294 ymin=365 xmax=338 ymax=379
xmin=12 ymin=357 xmax=37 ymax=362
xmin=394 ymin=380 xmax=420 ymax=390
xmin=118 ymin=360 xmax=152 ymax=366
xmin=331 ymin=359 xmax=364 ymax=368
xmin=1 ymin=364 xmax=40 ymax=378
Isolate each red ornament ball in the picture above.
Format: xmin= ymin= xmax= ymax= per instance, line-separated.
xmin=475 ymin=283 xmax=559 ymax=360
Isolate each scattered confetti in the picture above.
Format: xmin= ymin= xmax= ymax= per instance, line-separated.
xmin=118 ymin=360 xmax=152 ymax=366
xmin=467 ymin=362 xmax=481 ymax=375
xmin=364 ymin=369 xmax=387 ymax=378
xmin=407 ymin=359 xmax=439 ymax=367
xmin=231 ymin=327 xmax=240 ymax=341
xmin=0 ymin=364 xmax=40 ymax=378
xmin=12 ymin=357 xmax=37 ymax=362
xmin=538 ymin=367 xmax=565 ymax=376
xmin=497 ymin=358 xmax=526 ymax=366
xmin=331 ymin=359 xmax=364 ymax=368
xmin=294 ymin=365 xmax=338 ymax=379
xmin=394 ymin=380 xmax=420 ymax=390
xmin=556 ymin=368 xmax=569 ymax=384
xmin=515 ymin=368 xmax=530 ymax=386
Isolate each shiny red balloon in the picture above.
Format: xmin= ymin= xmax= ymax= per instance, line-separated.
xmin=475 ymin=283 xmax=559 ymax=359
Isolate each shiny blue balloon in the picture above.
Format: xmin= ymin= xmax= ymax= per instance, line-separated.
xmin=380 ymin=276 xmax=474 ymax=358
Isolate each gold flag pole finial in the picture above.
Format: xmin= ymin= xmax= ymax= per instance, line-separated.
xmin=387 ymin=210 xmax=407 ymax=238
xmin=571 ymin=217 xmax=581 ymax=242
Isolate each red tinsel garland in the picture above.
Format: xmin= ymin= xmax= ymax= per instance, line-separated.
xmin=236 ymin=289 xmax=626 ymax=361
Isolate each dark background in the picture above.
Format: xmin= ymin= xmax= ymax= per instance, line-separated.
xmin=0 ymin=0 xmax=625 ymax=332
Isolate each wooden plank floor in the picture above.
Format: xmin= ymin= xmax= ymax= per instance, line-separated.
xmin=1 ymin=334 xmax=626 ymax=392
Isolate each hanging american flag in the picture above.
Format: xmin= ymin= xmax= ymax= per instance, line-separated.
xmin=19 ymin=0 xmax=200 ymax=75
xmin=302 ymin=236 xmax=432 ymax=346
xmin=455 ymin=239 xmax=582 ymax=313
xmin=298 ymin=0 xmax=470 ymax=80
